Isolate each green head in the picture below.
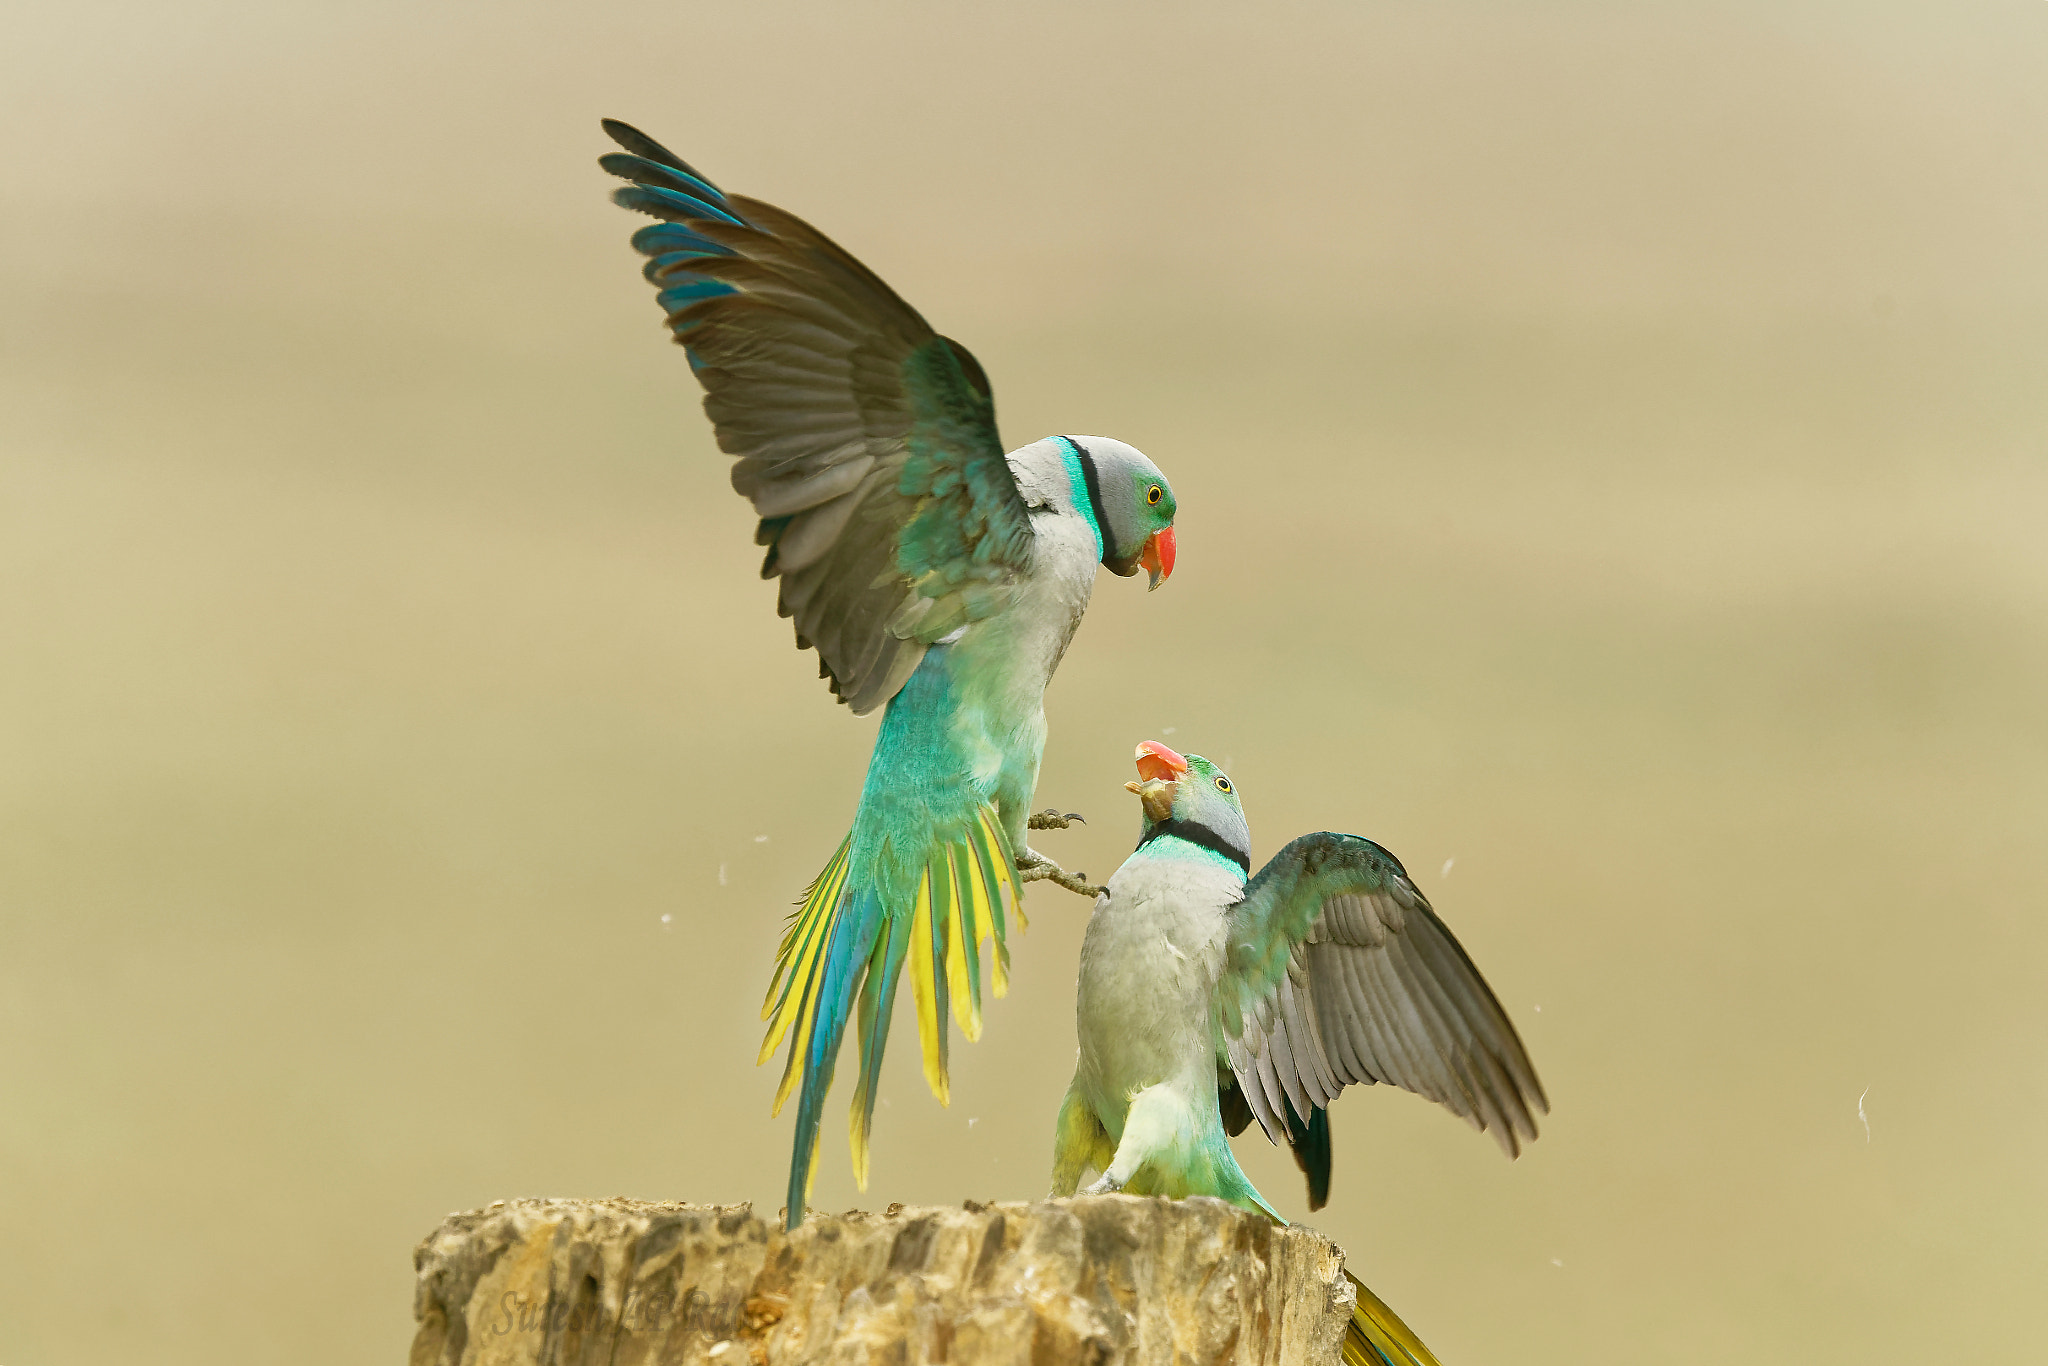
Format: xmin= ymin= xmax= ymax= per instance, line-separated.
xmin=1124 ymin=740 xmax=1250 ymax=874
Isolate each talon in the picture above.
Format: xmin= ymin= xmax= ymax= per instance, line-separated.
xmin=1013 ymin=852 xmax=1105 ymax=900
xmin=1028 ymin=808 xmax=1085 ymax=830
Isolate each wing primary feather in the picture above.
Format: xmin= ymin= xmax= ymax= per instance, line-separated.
xmin=600 ymin=119 xmax=718 ymax=186
xmin=1409 ymin=910 xmax=1549 ymax=1115
xmin=598 ymin=151 xmax=730 ymax=206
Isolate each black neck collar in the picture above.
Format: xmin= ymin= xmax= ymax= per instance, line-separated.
xmin=1138 ymin=818 xmax=1251 ymax=874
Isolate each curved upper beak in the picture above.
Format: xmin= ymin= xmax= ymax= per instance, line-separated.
xmin=1124 ymin=740 xmax=1188 ymax=822
xmin=1139 ymin=526 xmax=1177 ymax=591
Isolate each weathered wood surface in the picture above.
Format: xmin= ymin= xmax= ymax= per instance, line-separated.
xmin=410 ymin=1196 xmax=1355 ymax=1366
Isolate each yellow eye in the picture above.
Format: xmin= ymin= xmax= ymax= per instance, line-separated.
xmin=1215 ymin=776 xmax=1231 ymax=794
xmin=1147 ymin=485 xmax=1163 ymax=505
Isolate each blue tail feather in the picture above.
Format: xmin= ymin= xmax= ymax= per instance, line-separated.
xmin=849 ymin=912 xmax=913 ymax=1185
xmin=784 ymin=888 xmax=881 ymax=1228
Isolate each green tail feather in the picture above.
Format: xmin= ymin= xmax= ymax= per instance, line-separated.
xmin=759 ymin=805 xmax=1022 ymax=1222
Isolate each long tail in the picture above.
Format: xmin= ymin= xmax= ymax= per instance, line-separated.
xmin=1343 ymin=1270 xmax=1443 ymax=1366
xmin=757 ymin=805 xmax=1022 ymax=1228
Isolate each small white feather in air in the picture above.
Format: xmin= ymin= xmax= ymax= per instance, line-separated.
xmin=718 ymin=862 xmax=727 ymax=886
xmin=1858 ymin=1086 xmax=1871 ymax=1142
xmin=1441 ymin=857 xmax=1455 ymax=878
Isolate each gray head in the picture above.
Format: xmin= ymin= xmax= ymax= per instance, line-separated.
xmin=1008 ymin=436 xmax=1178 ymax=588
xmin=1124 ymin=740 xmax=1250 ymax=874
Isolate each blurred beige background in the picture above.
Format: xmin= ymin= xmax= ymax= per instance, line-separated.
xmin=5 ymin=2 xmax=2046 ymax=1361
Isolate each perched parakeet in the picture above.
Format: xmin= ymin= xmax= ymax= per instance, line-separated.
xmin=1051 ymin=741 xmax=1547 ymax=1366
xmin=599 ymin=122 xmax=1180 ymax=1229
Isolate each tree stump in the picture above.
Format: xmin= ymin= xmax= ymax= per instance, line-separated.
xmin=410 ymin=1196 xmax=1356 ymax=1366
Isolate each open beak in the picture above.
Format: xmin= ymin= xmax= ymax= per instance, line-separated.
xmin=1123 ymin=740 xmax=1188 ymax=822
xmin=1139 ymin=526 xmax=1177 ymax=592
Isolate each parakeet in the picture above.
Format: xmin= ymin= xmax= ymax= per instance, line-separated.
xmin=599 ymin=121 xmax=1180 ymax=1229
xmin=1051 ymin=741 xmax=1547 ymax=1366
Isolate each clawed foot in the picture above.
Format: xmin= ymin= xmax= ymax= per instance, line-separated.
xmin=1081 ymin=1172 xmax=1124 ymax=1196
xmin=1015 ymin=850 xmax=1105 ymax=900
xmin=1027 ymin=808 xmax=1087 ymax=830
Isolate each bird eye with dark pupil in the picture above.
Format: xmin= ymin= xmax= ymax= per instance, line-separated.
xmin=1147 ymin=486 xmax=1162 ymax=505
xmin=1215 ymin=777 xmax=1230 ymax=793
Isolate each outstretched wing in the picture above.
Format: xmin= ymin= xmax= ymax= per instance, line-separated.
xmin=1214 ymin=832 xmax=1547 ymax=1158
xmin=601 ymin=120 xmax=1035 ymax=714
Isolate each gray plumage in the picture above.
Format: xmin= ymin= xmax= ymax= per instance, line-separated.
xmin=1220 ymin=832 xmax=1548 ymax=1160
xmin=1052 ymin=744 xmax=1546 ymax=1216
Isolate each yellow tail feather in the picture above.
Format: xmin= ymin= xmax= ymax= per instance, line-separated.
xmin=977 ymin=807 xmax=1026 ymax=930
xmin=756 ymin=809 xmax=1026 ymax=1148
xmin=940 ymin=844 xmax=981 ymax=1041
xmin=760 ymin=838 xmax=850 ymax=1030
xmin=1343 ymin=1271 xmax=1442 ymax=1366
xmin=905 ymin=871 xmax=948 ymax=1105
xmin=959 ymin=826 xmax=1007 ymax=998
xmin=848 ymin=1089 xmax=870 ymax=1190
xmin=765 ymin=847 xmax=852 ymax=1115
xmin=768 ymin=962 xmax=823 ymax=1117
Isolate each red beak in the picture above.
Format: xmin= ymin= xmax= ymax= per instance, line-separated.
xmin=1132 ymin=740 xmax=1189 ymax=783
xmin=1140 ymin=526 xmax=1176 ymax=591
xmin=1126 ymin=741 xmax=1188 ymax=822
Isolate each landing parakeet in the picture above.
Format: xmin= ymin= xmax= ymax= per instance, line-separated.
xmin=600 ymin=121 xmax=1180 ymax=1228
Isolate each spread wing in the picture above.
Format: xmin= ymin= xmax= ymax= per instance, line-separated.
xmin=1214 ymin=832 xmax=1547 ymax=1158
xmin=601 ymin=120 xmax=1035 ymax=714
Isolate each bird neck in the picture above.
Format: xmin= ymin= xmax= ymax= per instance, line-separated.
xmin=1055 ymin=436 xmax=1109 ymax=563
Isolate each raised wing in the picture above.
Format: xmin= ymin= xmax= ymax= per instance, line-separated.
xmin=601 ymin=121 xmax=1035 ymax=714
xmin=1216 ymin=832 xmax=1547 ymax=1158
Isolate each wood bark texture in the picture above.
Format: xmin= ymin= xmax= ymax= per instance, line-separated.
xmin=410 ymin=1196 xmax=1355 ymax=1366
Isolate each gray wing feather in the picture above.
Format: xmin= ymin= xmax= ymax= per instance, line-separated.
xmin=1219 ymin=832 xmax=1548 ymax=1158
xmin=605 ymin=131 xmax=1032 ymax=714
